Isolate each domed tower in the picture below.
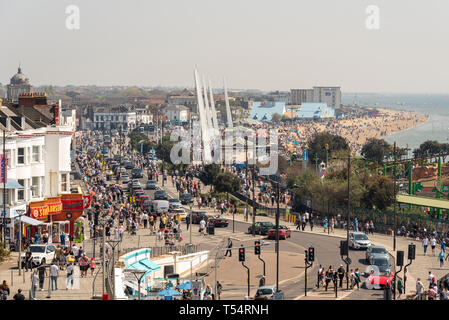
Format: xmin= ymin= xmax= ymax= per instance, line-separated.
xmin=7 ymin=65 xmax=32 ymax=102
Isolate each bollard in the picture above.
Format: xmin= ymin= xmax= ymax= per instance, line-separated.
xmin=11 ymin=269 xmax=13 ymax=286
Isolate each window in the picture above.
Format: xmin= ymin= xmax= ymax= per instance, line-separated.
xmin=18 ymin=179 xmax=25 ymax=200
xmin=27 ymin=147 xmax=31 ymax=164
xmin=17 ymin=148 xmax=25 ymax=164
xmin=61 ymin=173 xmax=67 ymax=192
xmin=5 ymin=150 xmax=11 ymax=169
xmin=32 ymin=146 xmax=40 ymax=162
xmin=31 ymin=177 xmax=39 ymax=198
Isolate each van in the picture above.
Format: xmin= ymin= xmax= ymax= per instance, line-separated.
xmin=152 ymin=200 xmax=169 ymax=215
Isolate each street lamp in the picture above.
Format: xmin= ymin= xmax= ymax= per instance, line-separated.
xmin=124 ymin=269 xmax=147 ymax=300
xmin=15 ymin=209 xmax=26 ymax=276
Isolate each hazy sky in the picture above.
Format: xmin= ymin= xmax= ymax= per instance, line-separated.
xmin=1 ymin=0 xmax=449 ymax=93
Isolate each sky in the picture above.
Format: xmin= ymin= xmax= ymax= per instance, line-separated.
xmin=1 ymin=0 xmax=449 ymax=93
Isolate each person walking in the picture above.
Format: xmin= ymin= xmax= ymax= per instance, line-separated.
xmin=259 ymin=275 xmax=266 ymax=287
xmin=325 ymin=266 xmax=333 ymax=291
xmin=317 ymin=265 xmax=324 ymax=288
xmin=66 ymin=263 xmax=74 ymax=290
xmin=0 ymin=281 xmax=10 ymax=300
xmin=13 ymin=289 xmax=25 ymax=300
xmin=440 ymin=251 xmax=445 ymax=269
xmin=423 ymin=236 xmax=429 ymax=256
xmin=397 ymin=277 xmax=403 ymax=299
xmin=31 ymin=270 xmax=39 ymax=300
xmin=369 ymin=220 xmax=375 ymax=235
xmin=185 ymin=214 xmax=190 ymax=231
xmin=310 ymin=214 xmax=314 ymax=231
xmin=354 ymin=268 xmax=361 ymax=290
xmin=353 ymin=217 xmax=358 ymax=232
xmin=24 ymin=249 xmax=33 ymax=272
xmin=337 ymin=265 xmax=345 ymax=288
xmin=216 ymin=281 xmax=222 ymax=300
xmin=416 ymin=278 xmax=424 ymax=295
xmin=50 ymin=262 xmax=59 ymax=291
xmin=323 ymin=218 xmax=328 ymax=233
xmin=224 ymin=238 xmax=233 ymax=257
xmin=199 ymin=218 xmax=206 ymax=236
xmin=430 ymin=236 xmax=437 ymax=256
xmin=37 ymin=262 xmax=47 ymax=291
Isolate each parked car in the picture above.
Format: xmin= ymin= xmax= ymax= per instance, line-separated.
xmin=191 ymin=211 xmax=210 ymax=224
xmin=208 ymin=216 xmax=229 ymax=227
xmin=146 ymin=180 xmax=158 ymax=190
xmin=154 ymin=190 xmax=168 ymax=200
xmin=20 ymin=244 xmax=56 ymax=267
xmin=168 ymin=198 xmax=182 ymax=211
xmin=267 ymin=225 xmax=291 ymax=239
xmin=365 ymin=245 xmax=389 ymax=263
xmin=254 ymin=286 xmax=284 ymax=300
xmin=349 ymin=232 xmax=371 ymax=250
xmin=248 ymin=221 xmax=276 ymax=235
xmin=367 ymin=256 xmax=391 ymax=274
xmin=179 ymin=193 xmax=193 ymax=205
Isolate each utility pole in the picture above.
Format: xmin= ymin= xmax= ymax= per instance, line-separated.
xmin=393 ymin=141 xmax=397 ymax=251
xmin=275 ymin=181 xmax=280 ymax=293
xmin=2 ymin=129 xmax=5 ymax=248
xmin=245 ymin=136 xmax=249 ymax=222
xmin=252 ymin=131 xmax=257 ymax=237
xmin=346 ymin=152 xmax=350 ymax=290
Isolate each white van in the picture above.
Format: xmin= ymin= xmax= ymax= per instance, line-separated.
xmin=152 ymin=200 xmax=169 ymax=215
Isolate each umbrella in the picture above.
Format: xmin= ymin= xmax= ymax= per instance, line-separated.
xmin=177 ymin=281 xmax=191 ymax=290
xmin=157 ymin=288 xmax=182 ymax=296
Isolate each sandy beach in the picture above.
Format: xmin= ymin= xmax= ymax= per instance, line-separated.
xmin=276 ymin=108 xmax=429 ymax=156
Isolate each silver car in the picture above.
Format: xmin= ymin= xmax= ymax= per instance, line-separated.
xmin=365 ymin=245 xmax=389 ymax=263
xmin=349 ymin=232 xmax=371 ymax=250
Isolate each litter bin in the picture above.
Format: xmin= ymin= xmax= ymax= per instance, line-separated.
xmin=207 ymin=223 xmax=215 ymax=235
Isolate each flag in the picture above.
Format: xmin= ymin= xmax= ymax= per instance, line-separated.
xmin=0 ymin=154 xmax=7 ymax=183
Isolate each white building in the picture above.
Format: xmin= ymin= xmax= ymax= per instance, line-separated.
xmin=290 ymin=87 xmax=341 ymax=108
xmin=164 ymin=105 xmax=189 ymax=123
xmin=93 ymin=111 xmax=137 ymax=130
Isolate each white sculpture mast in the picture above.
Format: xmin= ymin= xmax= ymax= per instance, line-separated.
xmin=224 ymin=77 xmax=233 ymax=129
xmin=194 ymin=69 xmax=212 ymax=163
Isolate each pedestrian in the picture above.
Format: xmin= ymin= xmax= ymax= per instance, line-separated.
xmin=325 ymin=266 xmax=333 ymax=291
xmin=37 ymin=262 xmax=47 ymax=291
xmin=224 ymin=238 xmax=233 ymax=257
xmin=354 ymin=268 xmax=361 ymax=290
xmin=216 ymin=281 xmax=222 ymax=300
xmin=337 ymin=265 xmax=345 ymax=288
xmin=428 ymin=285 xmax=436 ymax=300
xmin=416 ymin=278 xmax=424 ymax=295
xmin=50 ymin=262 xmax=59 ymax=291
xmin=301 ymin=214 xmax=306 ymax=231
xmin=31 ymin=270 xmax=39 ymax=300
xmin=259 ymin=275 xmax=266 ymax=287
xmin=66 ymin=263 xmax=74 ymax=290
xmin=79 ymin=254 xmax=89 ymax=277
xmin=309 ymin=214 xmax=314 ymax=231
xmin=369 ymin=220 xmax=375 ymax=235
xmin=353 ymin=217 xmax=358 ymax=232
xmin=428 ymin=271 xmax=436 ymax=285
xmin=60 ymin=232 xmax=66 ymax=246
xmin=199 ymin=218 xmax=206 ymax=236
xmin=24 ymin=249 xmax=33 ymax=272
xmin=185 ymin=214 xmax=190 ymax=231
xmin=431 ymin=236 xmax=437 ymax=256
xmin=323 ymin=218 xmax=328 ymax=233
xmin=440 ymin=251 xmax=445 ymax=269
xmin=397 ymin=277 xmax=403 ymax=299
xmin=90 ymin=258 xmax=96 ymax=276
xmin=441 ymin=240 xmax=446 ymax=253
xmin=349 ymin=269 xmax=355 ymax=289
xmin=423 ymin=236 xmax=428 ymax=256
xmin=13 ymin=289 xmax=25 ymax=300
xmin=0 ymin=280 xmax=10 ymax=300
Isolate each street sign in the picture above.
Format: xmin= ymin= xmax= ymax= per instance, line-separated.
xmin=124 ymin=272 xmax=137 ymax=282
xmin=344 ymin=257 xmax=352 ymax=265
xmin=0 ymin=218 xmax=11 ymax=224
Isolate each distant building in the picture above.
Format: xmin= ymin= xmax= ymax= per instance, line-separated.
xmin=295 ymin=103 xmax=335 ymax=119
xmin=92 ymin=107 xmax=137 ymax=131
xmin=164 ymin=105 xmax=189 ymax=123
xmin=249 ymin=101 xmax=286 ymax=122
xmin=7 ymin=67 xmax=32 ymax=102
xmin=290 ymin=87 xmax=341 ymax=108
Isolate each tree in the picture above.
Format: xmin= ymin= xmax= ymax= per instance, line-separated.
xmin=307 ymin=133 xmax=349 ymax=164
xmin=360 ymin=175 xmax=394 ymax=211
xmin=413 ymin=140 xmax=441 ymax=160
xmin=199 ymin=164 xmax=220 ymax=189
xmin=361 ymin=138 xmax=392 ymax=164
xmin=213 ymin=172 xmax=241 ymax=194
xmin=156 ymin=135 xmax=176 ymax=164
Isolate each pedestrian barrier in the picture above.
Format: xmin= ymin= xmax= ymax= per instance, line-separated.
xmin=285 ymin=215 xmax=296 ymax=224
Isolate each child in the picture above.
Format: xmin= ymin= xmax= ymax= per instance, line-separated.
xmin=90 ymin=257 xmax=96 ymax=276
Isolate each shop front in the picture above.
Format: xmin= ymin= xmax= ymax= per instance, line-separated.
xmin=27 ymin=196 xmax=63 ymax=244
xmin=4 ymin=203 xmax=27 ymax=250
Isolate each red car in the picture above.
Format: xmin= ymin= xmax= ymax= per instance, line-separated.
xmin=366 ymin=271 xmax=395 ymax=289
xmin=267 ymin=225 xmax=291 ymax=239
xmin=139 ymin=195 xmax=151 ymax=204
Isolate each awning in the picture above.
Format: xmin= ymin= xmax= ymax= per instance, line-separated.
xmin=20 ymin=215 xmax=44 ymax=226
xmin=129 ymin=258 xmax=161 ymax=272
xmin=2 ymin=179 xmax=24 ymax=189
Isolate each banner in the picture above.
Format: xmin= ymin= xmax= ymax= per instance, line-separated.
xmin=0 ymin=154 xmax=7 ymax=183
xmin=29 ymin=196 xmax=62 ymax=220
xmin=73 ymin=220 xmax=84 ymax=243
xmin=83 ymin=195 xmax=92 ymax=209
xmin=62 ymin=193 xmax=84 ymax=211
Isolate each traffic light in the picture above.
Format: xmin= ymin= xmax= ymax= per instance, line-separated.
xmin=397 ymin=250 xmax=404 ymax=266
xmin=255 ymin=241 xmax=261 ymax=255
xmin=304 ymin=249 xmax=308 ymax=262
xmin=408 ymin=244 xmax=416 ymax=260
xmin=239 ymin=247 xmax=245 ymax=262
xmin=308 ymin=247 xmax=315 ymax=262
xmin=340 ymin=240 xmax=348 ymax=256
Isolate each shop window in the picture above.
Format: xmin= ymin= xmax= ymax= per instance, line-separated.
xmin=5 ymin=149 xmax=11 ymax=169
xmin=31 ymin=177 xmax=39 ymax=198
xmin=61 ymin=174 xmax=67 ymax=192
xmin=17 ymin=148 xmax=25 ymax=164
xmin=32 ymin=146 xmax=40 ymax=162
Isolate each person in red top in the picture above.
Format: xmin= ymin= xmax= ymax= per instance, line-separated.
xmin=90 ymin=258 xmax=96 ymax=276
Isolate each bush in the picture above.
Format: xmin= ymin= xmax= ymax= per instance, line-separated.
xmin=256 ymin=210 xmax=269 ymax=216
xmin=0 ymin=242 xmax=10 ymax=263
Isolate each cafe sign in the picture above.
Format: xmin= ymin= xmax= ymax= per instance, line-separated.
xmin=61 ymin=193 xmax=84 ymax=211
xmin=29 ymin=196 xmax=63 ymax=220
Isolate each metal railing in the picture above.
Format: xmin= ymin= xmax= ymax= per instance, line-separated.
xmin=119 ymin=244 xmax=200 ymax=258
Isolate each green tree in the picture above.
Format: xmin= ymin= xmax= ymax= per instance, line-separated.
xmin=271 ymin=113 xmax=281 ymax=123
xmin=199 ymin=164 xmax=220 ymax=189
xmin=307 ymin=132 xmax=349 ymax=164
xmin=156 ymin=135 xmax=176 ymax=164
xmin=361 ymin=138 xmax=392 ymax=164
xmin=413 ymin=140 xmax=441 ymax=160
xmin=213 ymin=172 xmax=241 ymax=194
xmin=360 ymin=175 xmax=394 ymax=211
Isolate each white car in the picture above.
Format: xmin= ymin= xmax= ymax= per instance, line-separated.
xmin=20 ymin=244 xmax=56 ymax=267
xmin=349 ymin=232 xmax=371 ymax=250
xmin=171 ymin=208 xmax=188 ymax=221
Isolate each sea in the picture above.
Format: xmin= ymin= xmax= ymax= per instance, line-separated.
xmin=342 ymin=93 xmax=449 ymax=155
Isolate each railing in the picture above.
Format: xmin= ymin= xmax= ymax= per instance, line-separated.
xmin=119 ymin=244 xmax=200 ymax=258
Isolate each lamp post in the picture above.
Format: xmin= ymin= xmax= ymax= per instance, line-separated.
xmin=393 ymin=142 xmax=397 ymax=251
xmin=125 ymin=269 xmax=146 ymax=300
xmin=346 ymin=152 xmax=350 ymax=290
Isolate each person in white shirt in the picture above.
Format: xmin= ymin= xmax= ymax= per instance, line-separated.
xmin=199 ymin=219 xmax=206 ymax=235
xmin=416 ymin=278 xmax=423 ymax=295
xmin=72 ymin=245 xmax=79 ymax=258
xmin=430 ymin=237 xmax=437 ymax=256
xmin=423 ymin=237 xmax=429 ymax=255
xmin=50 ymin=262 xmax=59 ymax=291
xmin=66 ymin=263 xmax=74 ymax=290
xmin=428 ymin=271 xmax=435 ymax=284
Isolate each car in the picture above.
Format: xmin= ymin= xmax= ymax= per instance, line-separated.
xmin=102 ymin=147 xmax=109 ymax=154
xmin=120 ymin=174 xmax=130 ymax=184
xmin=154 ymin=190 xmax=168 ymax=200
xmin=254 ymin=286 xmax=284 ymax=300
xmin=124 ymin=161 xmax=134 ymax=170
xmin=172 ymin=208 xmax=188 ymax=221
xmin=134 ymin=190 xmax=145 ymax=199
xmin=267 ymin=225 xmax=291 ymax=239
xmin=120 ymin=157 xmax=130 ymax=165
xmin=179 ymin=193 xmax=193 ymax=205
xmin=208 ymin=216 xmax=229 ymax=227
xmin=367 ymin=256 xmax=391 ymax=274
xmin=146 ymin=180 xmax=158 ymax=190
xmin=365 ymin=245 xmax=389 ymax=263
xmin=366 ymin=271 xmax=395 ymax=290
xmin=152 ymin=200 xmax=170 ymax=215
xmin=139 ymin=194 xmax=151 ymax=204
xmin=248 ymin=221 xmax=276 ymax=235
xmin=132 ymin=168 xmax=143 ymax=179
xmin=168 ymin=198 xmax=182 ymax=211
xmin=349 ymin=232 xmax=371 ymax=250
xmin=20 ymin=244 xmax=56 ymax=267
xmin=192 ymin=211 xmax=209 ymax=224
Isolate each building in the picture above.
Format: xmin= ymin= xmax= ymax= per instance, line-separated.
xmin=164 ymin=105 xmax=189 ymax=123
xmin=295 ymin=103 xmax=335 ymax=119
xmin=91 ymin=106 xmax=137 ymax=131
xmin=248 ymin=101 xmax=286 ymax=122
xmin=7 ymin=66 xmax=32 ymax=102
xmin=290 ymin=87 xmax=341 ymax=108
xmin=0 ymin=99 xmax=76 ymax=249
